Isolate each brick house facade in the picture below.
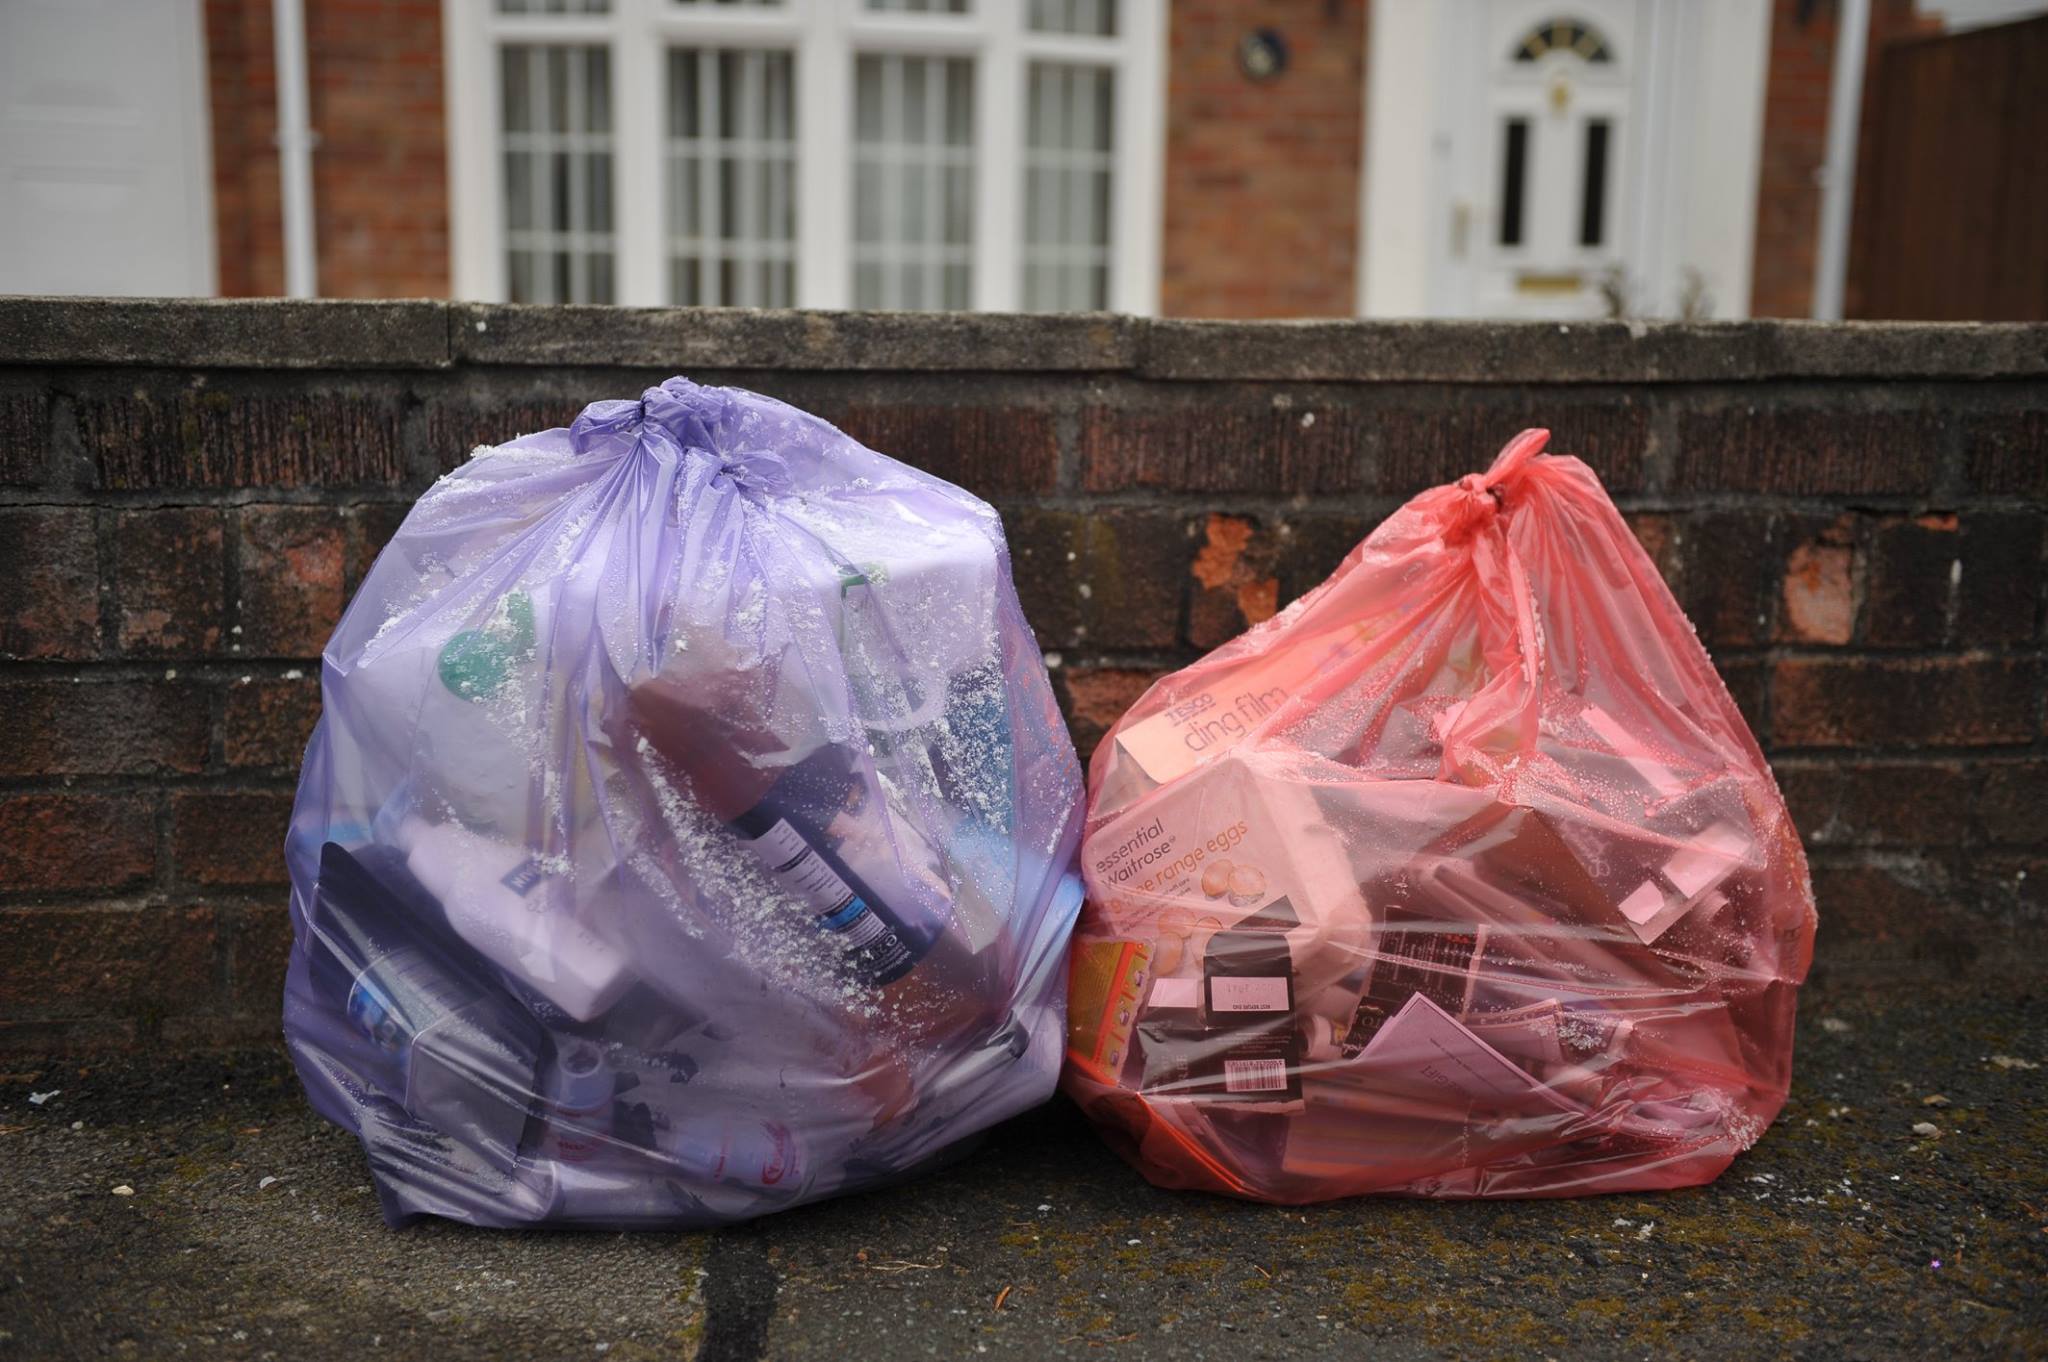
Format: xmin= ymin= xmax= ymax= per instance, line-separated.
xmin=205 ymin=0 xmax=449 ymax=300
xmin=1747 ymin=0 xmax=1939 ymax=319
xmin=4 ymin=0 xmax=2010 ymax=317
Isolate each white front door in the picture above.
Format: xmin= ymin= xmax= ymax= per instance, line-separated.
xmin=1469 ymin=4 xmax=1637 ymax=318
xmin=0 ymin=0 xmax=217 ymax=296
xmin=1451 ymin=1 xmax=1642 ymax=319
xmin=1361 ymin=0 xmax=1770 ymax=320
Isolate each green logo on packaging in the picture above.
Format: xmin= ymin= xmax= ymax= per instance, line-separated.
xmin=437 ymin=591 xmax=537 ymax=700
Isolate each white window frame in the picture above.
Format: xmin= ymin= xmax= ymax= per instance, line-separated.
xmin=445 ymin=0 xmax=1164 ymax=313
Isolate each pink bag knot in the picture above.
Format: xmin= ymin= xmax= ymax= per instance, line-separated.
xmin=1481 ymin=428 xmax=1550 ymax=492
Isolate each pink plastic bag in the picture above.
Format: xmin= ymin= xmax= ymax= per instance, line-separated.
xmin=1063 ymin=431 xmax=1816 ymax=1200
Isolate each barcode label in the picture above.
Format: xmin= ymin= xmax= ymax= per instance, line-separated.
xmin=1223 ymin=1058 xmax=1288 ymax=1093
xmin=1209 ymin=976 xmax=1290 ymax=1012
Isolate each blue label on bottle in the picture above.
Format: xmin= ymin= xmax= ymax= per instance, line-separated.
xmin=818 ymin=896 xmax=871 ymax=933
xmin=738 ymin=817 xmax=916 ymax=984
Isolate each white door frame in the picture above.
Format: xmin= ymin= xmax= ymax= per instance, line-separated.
xmin=1358 ymin=0 xmax=1770 ymax=319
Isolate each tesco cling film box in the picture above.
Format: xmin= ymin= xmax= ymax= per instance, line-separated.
xmin=1111 ymin=620 xmax=1377 ymax=790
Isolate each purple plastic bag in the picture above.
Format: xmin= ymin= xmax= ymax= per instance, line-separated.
xmin=282 ymin=378 xmax=1085 ymax=1228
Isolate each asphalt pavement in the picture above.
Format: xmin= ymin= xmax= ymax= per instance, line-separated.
xmin=1 ymin=984 xmax=2042 ymax=1361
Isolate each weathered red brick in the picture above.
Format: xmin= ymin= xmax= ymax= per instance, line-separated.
xmin=1672 ymin=407 xmax=1946 ymax=495
xmin=422 ymin=398 xmax=587 ymax=470
xmin=1953 ymin=512 xmax=2045 ymax=645
xmin=1777 ymin=759 xmax=1972 ymax=847
xmin=1078 ymin=398 xmax=1368 ymax=495
xmin=81 ymin=387 xmax=405 ymax=489
xmin=1776 ymin=515 xmax=1859 ymax=645
xmin=1188 ymin=513 xmax=1280 ymax=649
xmin=1374 ymin=400 xmax=1647 ymax=496
xmin=226 ymin=902 xmax=294 ymax=1015
xmin=1808 ymin=863 xmax=1980 ymax=977
xmin=1680 ymin=511 xmax=1777 ymax=647
xmin=0 ymin=682 xmax=210 ymax=777
xmin=1772 ymin=655 xmax=2039 ymax=748
xmin=832 ymin=404 xmax=1059 ymax=497
xmin=1862 ymin=514 xmax=1955 ymax=646
xmin=0 ymin=794 xmax=156 ymax=893
xmin=237 ymin=505 xmax=349 ymax=656
xmin=1986 ymin=855 xmax=2048 ymax=921
xmin=1962 ymin=409 xmax=2048 ymax=497
xmin=1864 ymin=511 xmax=2041 ymax=648
xmin=0 ymin=390 xmax=51 ymax=485
xmin=1625 ymin=512 xmax=1682 ymax=588
xmin=1274 ymin=515 xmax=1374 ymax=603
xmin=107 ymin=508 xmax=226 ymax=656
xmin=0 ymin=507 xmax=99 ymax=660
xmin=1751 ymin=0 xmax=1934 ymax=319
xmin=209 ymin=0 xmax=449 ymax=299
xmin=223 ymin=674 xmax=323 ymax=770
xmin=1979 ymin=761 xmax=2048 ymax=846
xmin=171 ymin=791 xmax=294 ymax=889
xmin=1005 ymin=508 xmax=1188 ymax=650
xmin=0 ymin=906 xmax=220 ymax=1020
xmin=346 ymin=501 xmax=413 ymax=591
xmin=1715 ymin=657 xmax=1770 ymax=741
xmin=1060 ymin=666 xmax=1171 ymax=768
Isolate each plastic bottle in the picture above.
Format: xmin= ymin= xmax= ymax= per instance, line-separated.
xmin=301 ymin=840 xmax=545 ymax=1176
xmin=413 ymin=590 xmax=544 ymax=836
xmin=664 ymin=1114 xmax=806 ymax=1194
xmin=626 ymin=667 xmax=998 ymax=1041
xmin=539 ymin=1039 xmax=614 ymax=1164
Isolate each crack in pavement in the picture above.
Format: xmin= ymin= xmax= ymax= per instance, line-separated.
xmin=696 ymin=1227 xmax=778 ymax=1362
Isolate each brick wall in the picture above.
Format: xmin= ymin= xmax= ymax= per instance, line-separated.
xmin=205 ymin=0 xmax=450 ymax=299
xmin=1160 ymin=0 xmax=1367 ymax=318
xmin=2 ymin=300 xmax=2045 ymax=1053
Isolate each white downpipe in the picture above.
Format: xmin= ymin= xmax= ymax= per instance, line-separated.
xmin=273 ymin=0 xmax=318 ymax=298
xmin=1630 ymin=2 xmax=1673 ymax=315
xmin=1812 ymin=0 xmax=1870 ymax=320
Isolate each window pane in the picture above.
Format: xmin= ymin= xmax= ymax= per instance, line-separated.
xmin=1580 ymin=118 xmax=1610 ymax=248
xmin=666 ymin=47 xmax=798 ymax=307
xmin=1021 ymin=62 xmax=1113 ymax=312
xmin=1498 ymin=116 xmax=1528 ymax=248
xmin=852 ymin=54 xmax=975 ymax=310
xmin=1028 ymin=0 xmax=1116 ymax=36
xmin=501 ymin=44 xmax=616 ymax=303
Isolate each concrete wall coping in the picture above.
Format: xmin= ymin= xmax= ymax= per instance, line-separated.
xmin=5 ymin=296 xmax=2047 ymax=382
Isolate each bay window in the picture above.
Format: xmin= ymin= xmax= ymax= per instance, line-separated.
xmin=445 ymin=0 xmax=1163 ymax=312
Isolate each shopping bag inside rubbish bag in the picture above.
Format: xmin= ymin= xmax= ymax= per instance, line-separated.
xmin=1063 ymin=429 xmax=1816 ymax=1201
xmin=282 ymin=378 xmax=1085 ymax=1228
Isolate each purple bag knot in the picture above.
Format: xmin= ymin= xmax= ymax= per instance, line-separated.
xmin=636 ymin=376 xmax=726 ymax=439
xmin=568 ymin=378 xmax=791 ymax=493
